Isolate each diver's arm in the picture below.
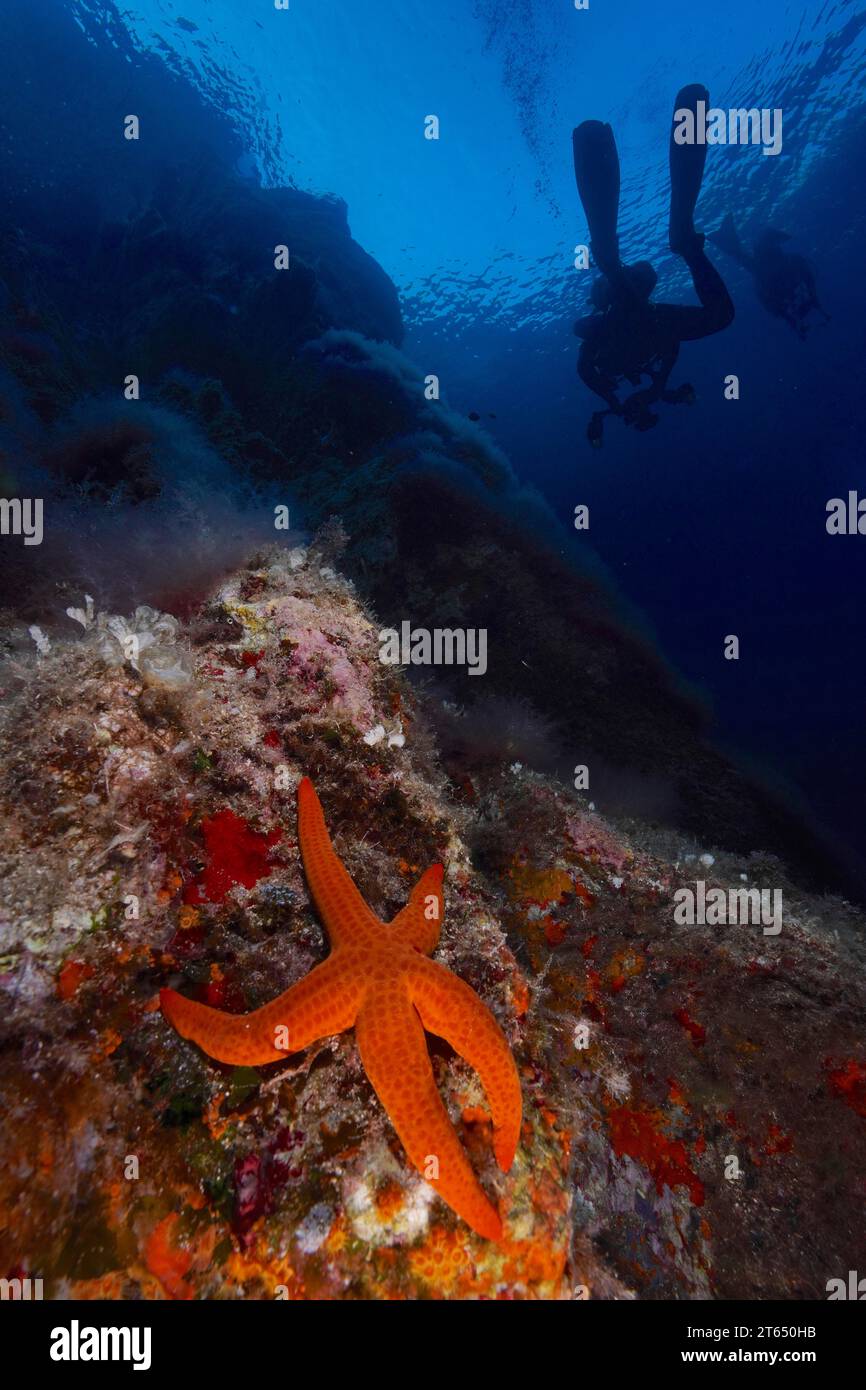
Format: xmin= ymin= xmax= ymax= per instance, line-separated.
xmin=657 ymin=238 xmax=735 ymax=341
xmin=621 ymin=347 xmax=678 ymax=424
xmin=577 ymin=342 xmax=622 ymax=413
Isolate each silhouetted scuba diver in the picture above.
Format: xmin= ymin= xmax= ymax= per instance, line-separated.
xmin=710 ymin=214 xmax=830 ymax=340
xmin=573 ymin=85 xmax=734 ymax=447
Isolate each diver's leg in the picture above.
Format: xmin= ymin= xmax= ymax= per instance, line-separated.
xmin=687 ymin=244 xmax=733 ymax=317
xmin=658 ymin=243 xmax=735 ymax=341
xmin=687 ymin=244 xmax=735 ymax=333
xmin=669 ymin=84 xmax=710 ymax=255
xmin=573 ymin=120 xmax=621 ymax=276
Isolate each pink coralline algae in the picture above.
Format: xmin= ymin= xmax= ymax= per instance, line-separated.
xmin=564 ymin=809 xmax=635 ymax=877
xmin=273 ymin=595 xmax=377 ymax=724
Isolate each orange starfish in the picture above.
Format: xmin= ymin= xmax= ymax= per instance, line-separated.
xmin=161 ymin=777 xmax=522 ymax=1240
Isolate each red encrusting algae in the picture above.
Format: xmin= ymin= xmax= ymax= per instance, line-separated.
xmin=673 ymin=1008 xmax=706 ymax=1046
xmin=607 ymin=1103 xmax=705 ymax=1206
xmin=184 ymin=809 xmax=282 ymax=904
xmin=826 ymin=1058 xmax=866 ymax=1118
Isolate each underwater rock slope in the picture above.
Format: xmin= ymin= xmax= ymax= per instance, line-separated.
xmin=0 ymin=547 xmax=568 ymax=1298
xmin=0 ymin=0 xmax=855 ymax=897
xmin=0 ymin=545 xmax=864 ymax=1299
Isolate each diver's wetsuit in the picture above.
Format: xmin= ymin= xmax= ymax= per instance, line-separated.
xmin=575 ymin=238 xmax=734 ymax=432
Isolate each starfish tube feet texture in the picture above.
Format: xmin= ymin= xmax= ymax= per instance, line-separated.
xmin=161 ymin=776 xmax=522 ymax=1240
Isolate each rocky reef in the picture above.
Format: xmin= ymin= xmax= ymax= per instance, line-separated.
xmin=1 ymin=0 xmax=865 ymax=1301
xmin=0 ymin=546 xmax=567 ymax=1298
xmin=1 ymin=543 xmax=865 ymax=1299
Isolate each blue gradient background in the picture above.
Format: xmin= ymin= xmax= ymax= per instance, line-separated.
xmin=68 ymin=0 xmax=866 ymax=869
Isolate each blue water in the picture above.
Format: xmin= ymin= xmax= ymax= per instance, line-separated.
xmin=60 ymin=0 xmax=866 ymax=871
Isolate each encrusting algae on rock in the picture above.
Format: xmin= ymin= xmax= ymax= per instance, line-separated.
xmin=2 ymin=539 xmax=866 ymax=1299
xmin=0 ymin=541 xmax=569 ymax=1298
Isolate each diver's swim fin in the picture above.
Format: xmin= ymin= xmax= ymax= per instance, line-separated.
xmin=573 ymin=120 xmax=621 ymax=275
xmin=669 ymin=84 xmax=709 ymax=255
xmin=709 ymin=212 xmax=751 ymax=268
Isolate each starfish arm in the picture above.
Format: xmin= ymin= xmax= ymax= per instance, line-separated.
xmin=160 ymin=956 xmax=363 ymax=1066
xmin=389 ymin=864 xmax=443 ymax=955
xmin=407 ymin=957 xmax=522 ymax=1172
xmin=298 ymin=777 xmax=379 ymax=946
xmin=355 ymin=991 xmax=503 ymax=1241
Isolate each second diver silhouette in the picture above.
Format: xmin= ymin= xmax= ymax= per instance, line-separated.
xmin=710 ymin=214 xmax=830 ymax=340
xmin=573 ymin=84 xmax=734 ymax=448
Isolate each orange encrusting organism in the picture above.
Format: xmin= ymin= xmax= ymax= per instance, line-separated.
xmin=161 ymin=776 xmax=522 ymax=1241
